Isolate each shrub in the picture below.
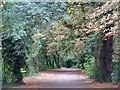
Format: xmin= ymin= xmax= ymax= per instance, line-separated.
xmin=38 ymin=64 xmax=52 ymax=71
xmin=82 ymin=56 xmax=99 ymax=79
xmin=112 ymin=63 xmax=120 ymax=85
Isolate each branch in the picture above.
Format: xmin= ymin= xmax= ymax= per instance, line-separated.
xmin=63 ymin=21 xmax=73 ymax=29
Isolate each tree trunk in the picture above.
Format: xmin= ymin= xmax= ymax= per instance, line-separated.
xmin=13 ymin=63 xmax=23 ymax=83
xmin=53 ymin=55 xmax=60 ymax=68
xmin=35 ymin=55 xmax=39 ymax=74
xmin=45 ymin=55 xmax=53 ymax=68
xmin=51 ymin=55 xmax=54 ymax=69
xmin=48 ymin=56 xmax=52 ymax=67
xmin=97 ymin=36 xmax=113 ymax=82
xmin=3 ymin=59 xmax=6 ymax=83
xmin=52 ymin=59 xmax=54 ymax=69
xmin=44 ymin=55 xmax=49 ymax=66
xmin=56 ymin=54 xmax=61 ymax=68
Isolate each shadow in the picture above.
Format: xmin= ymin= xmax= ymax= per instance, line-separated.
xmin=2 ymin=82 xmax=25 ymax=89
xmin=46 ymin=69 xmax=84 ymax=75
xmin=49 ymin=70 xmax=81 ymax=72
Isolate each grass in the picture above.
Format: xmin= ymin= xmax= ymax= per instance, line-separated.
xmin=71 ymin=65 xmax=79 ymax=68
xmin=24 ymin=71 xmax=43 ymax=79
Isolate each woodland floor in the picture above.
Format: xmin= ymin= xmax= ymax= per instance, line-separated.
xmin=2 ymin=67 xmax=118 ymax=89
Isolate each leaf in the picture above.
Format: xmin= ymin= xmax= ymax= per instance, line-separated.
xmin=84 ymin=50 xmax=86 ymax=53
xmin=88 ymin=49 xmax=91 ymax=52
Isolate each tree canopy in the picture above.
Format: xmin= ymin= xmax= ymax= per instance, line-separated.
xmin=1 ymin=1 xmax=120 ymax=85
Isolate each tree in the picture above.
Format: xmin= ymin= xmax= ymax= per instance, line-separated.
xmin=1 ymin=1 xmax=119 ymax=84
xmin=1 ymin=2 xmax=67 ymax=83
xmin=46 ymin=1 xmax=119 ymax=82
xmin=87 ymin=1 xmax=119 ymax=82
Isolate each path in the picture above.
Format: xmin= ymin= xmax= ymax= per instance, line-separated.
xmin=3 ymin=68 xmax=118 ymax=89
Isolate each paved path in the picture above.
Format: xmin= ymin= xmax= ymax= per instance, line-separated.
xmin=13 ymin=68 xmax=92 ymax=88
xmin=4 ymin=67 xmax=118 ymax=89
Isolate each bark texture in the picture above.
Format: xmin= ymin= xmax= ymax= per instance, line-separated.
xmin=97 ymin=36 xmax=113 ymax=82
xmin=53 ymin=55 xmax=61 ymax=68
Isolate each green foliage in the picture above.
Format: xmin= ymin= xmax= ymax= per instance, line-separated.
xmin=2 ymin=29 xmax=28 ymax=83
xmin=1 ymin=1 xmax=68 ymax=83
xmin=3 ymin=2 xmax=67 ymax=33
xmin=112 ymin=63 xmax=120 ymax=85
xmin=38 ymin=65 xmax=51 ymax=71
xmin=0 ymin=59 xmax=2 ymax=85
xmin=64 ymin=56 xmax=75 ymax=62
xmin=25 ymin=50 xmax=36 ymax=75
xmin=1 ymin=1 xmax=119 ymax=85
xmin=82 ymin=55 xmax=99 ymax=79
